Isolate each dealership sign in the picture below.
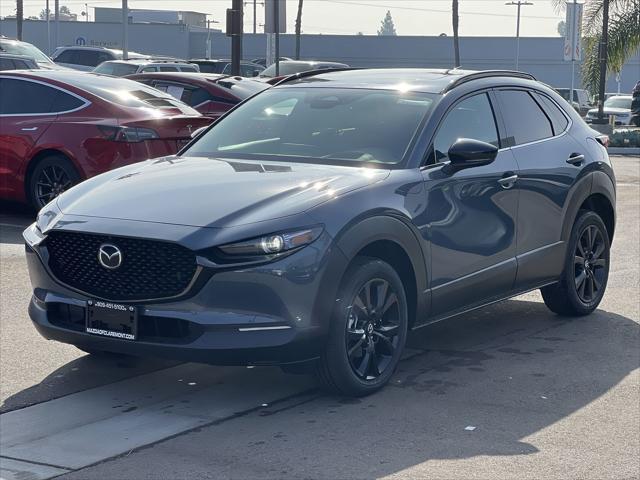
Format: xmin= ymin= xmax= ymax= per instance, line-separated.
xmin=564 ymin=2 xmax=583 ymax=61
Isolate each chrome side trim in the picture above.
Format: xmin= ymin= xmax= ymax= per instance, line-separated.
xmin=238 ymin=326 xmax=292 ymax=332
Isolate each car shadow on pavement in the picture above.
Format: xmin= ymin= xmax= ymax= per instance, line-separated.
xmin=36 ymin=296 xmax=640 ymax=479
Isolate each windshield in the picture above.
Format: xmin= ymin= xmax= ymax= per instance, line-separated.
xmin=604 ymin=97 xmax=632 ymax=109
xmin=93 ymin=62 xmax=139 ymax=76
xmin=0 ymin=40 xmax=52 ymax=64
xmin=186 ymin=87 xmax=435 ymax=166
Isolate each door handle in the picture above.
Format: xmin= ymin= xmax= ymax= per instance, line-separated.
xmin=498 ymin=174 xmax=518 ymax=189
xmin=567 ymin=153 xmax=585 ymax=165
xmin=21 ymin=127 xmax=39 ymax=132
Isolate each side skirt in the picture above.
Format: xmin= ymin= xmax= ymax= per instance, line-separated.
xmin=411 ymin=279 xmax=559 ymax=331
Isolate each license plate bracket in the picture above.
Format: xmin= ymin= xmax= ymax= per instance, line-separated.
xmin=86 ymin=300 xmax=138 ymax=341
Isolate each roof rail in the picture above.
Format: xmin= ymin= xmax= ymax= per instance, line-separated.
xmin=272 ymin=67 xmax=361 ymax=86
xmin=442 ymin=70 xmax=536 ymax=93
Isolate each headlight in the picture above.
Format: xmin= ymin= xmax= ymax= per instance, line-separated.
xmin=218 ymin=227 xmax=323 ymax=257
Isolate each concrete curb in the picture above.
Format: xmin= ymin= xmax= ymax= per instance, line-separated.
xmin=609 ymin=147 xmax=640 ymax=156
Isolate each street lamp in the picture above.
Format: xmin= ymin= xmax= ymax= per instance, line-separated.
xmin=505 ymin=0 xmax=533 ymax=71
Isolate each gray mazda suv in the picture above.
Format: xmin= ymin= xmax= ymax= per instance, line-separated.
xmin=24 ymin=69 xmax=616 ymax=396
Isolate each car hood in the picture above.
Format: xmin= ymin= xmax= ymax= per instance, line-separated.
xmin=56 ymin=156 xmax=390 ymax=228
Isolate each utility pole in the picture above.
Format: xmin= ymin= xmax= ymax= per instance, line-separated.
xmin=253 ymin=0 xmax=257 ymax=34
xmin=85 ymin=3 xmax=89 ymax=22
xmin=54 ymin=0 xmax=59 ymax=51
xmin=274 ymin=0 xmax=279 ymax=76
xmin=505 ymin=0 xmax=533 ymax=71
xmin=46 ymin=0 xmax=51 ymax=54
xmin=596 ymin=0 xmax=610 ymax=123
xmin=122 ymin=0 xmax=128 ymax=60
xmin=229 ymin=0 xmax=243 ymax=76
xmin=16 ymin=0 xmax=23 ymax=40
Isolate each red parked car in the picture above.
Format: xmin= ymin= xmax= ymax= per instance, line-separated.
xmin=125 ymin=72 xmax=269 ymax=117
xmin=0 ymin=71 xmax=212 ymax=208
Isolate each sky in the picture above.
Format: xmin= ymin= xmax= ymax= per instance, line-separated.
xmin=0 ymin=0 xmax=567 ymax=37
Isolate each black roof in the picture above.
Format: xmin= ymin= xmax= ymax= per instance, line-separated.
xmin=278 ymin=68 xmax=536 ymax=94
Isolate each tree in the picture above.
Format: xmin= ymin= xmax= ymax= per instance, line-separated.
xmin=452 ymin=0 xmax=460 ymax=67
xmin=16 ymin=0 xmax=23 ymax=40
xmin=377 ymin=10 xmax=397 ymax=36
xmin=295 ymin=0 xmax=303 ymax=60
xmin=40 ymin=5 xmax=73 ymax=19
xmin=552 ymin=0 xmax=640 ymax=96
xmin=557 ymin=20 xmax=567 ymax=36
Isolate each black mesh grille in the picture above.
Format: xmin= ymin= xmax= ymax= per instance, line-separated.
xmin=45 ymin=231 xmax=198 ymax=301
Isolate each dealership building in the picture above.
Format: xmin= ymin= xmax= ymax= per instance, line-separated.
xmin=0 ymin=16 xmax=638 ymax=92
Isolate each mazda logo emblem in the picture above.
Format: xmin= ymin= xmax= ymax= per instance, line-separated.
xmin=98 ymin=244 xmax=122 ymax=270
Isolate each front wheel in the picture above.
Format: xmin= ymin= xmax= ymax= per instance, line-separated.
xmin=541 ymin=210 xmax=610 ymax=316
xmin=316 ymin=257 xmax=408 ymax=396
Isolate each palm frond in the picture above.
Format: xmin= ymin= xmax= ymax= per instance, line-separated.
xmin=581 ymin=0 xmax=640 ymax=94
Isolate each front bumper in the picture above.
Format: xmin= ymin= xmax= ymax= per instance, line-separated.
xmin=25 ymin=223 xmax=345 ymax=366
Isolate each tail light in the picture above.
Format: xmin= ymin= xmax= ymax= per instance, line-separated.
xmin=595 ymin=134 xmax=610 ymax=149
xmin=98 ymin=126 xmax=159 ymax=143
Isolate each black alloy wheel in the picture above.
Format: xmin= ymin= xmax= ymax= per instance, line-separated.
xmin=346 ymin=278 xmax=401 ymax=380
xmin=574 ymin=224 xmax=607 ymax=303
xmin=541 ymin=210 xmax=610 ymax=316
xmin=316 ymin=257 xmax=408 ymax=396
xmin=29 ymin=155 xmax=80 ymax=209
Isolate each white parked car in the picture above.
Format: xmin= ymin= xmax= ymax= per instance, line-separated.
xmin=586 ymin=95 xmax=633 ymax=126
xmin=93 ymin=59 xmax=199 ymax=77
xmin=52 ymin=46 xmax=150 ymax=71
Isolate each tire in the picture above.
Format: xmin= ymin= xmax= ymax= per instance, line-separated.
xmin=541 ymin=210 xmax=610 ymax=316
xmin=28 ymin=155 xmax=80 ymax=209
xmin=316 ymin=257 xmax=408 ymax=396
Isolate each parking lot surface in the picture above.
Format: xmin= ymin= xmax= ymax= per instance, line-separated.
xmin=1 ymin=156 xmax=638 ymax=480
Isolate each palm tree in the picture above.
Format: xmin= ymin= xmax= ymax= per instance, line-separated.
xmin=16 ymin=0 xmax=24 ymax=40
xmin=554 ymin=0 xmax=640 ymax=95
xmin=295 ymin=0 xmax=303 ymax=60
xmin=452 ymin=0 xmax=461 ymax=67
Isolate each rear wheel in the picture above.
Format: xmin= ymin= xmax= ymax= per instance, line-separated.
xmin=541 ymin=210 xmax=610 ymax=316
xmin=316 ymin=257 xmax=408 ymax=396
xmin=28 ymin=155 xmax=80 ymax=209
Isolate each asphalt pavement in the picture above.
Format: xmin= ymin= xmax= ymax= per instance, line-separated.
xmin=0 ymin=156 xmax=638 ymax=480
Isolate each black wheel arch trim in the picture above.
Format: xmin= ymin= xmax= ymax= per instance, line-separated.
xmin=325 ymin=214 xmax=430 ymax=329
xmin=561 ymin=170 xmax=616 ymax=243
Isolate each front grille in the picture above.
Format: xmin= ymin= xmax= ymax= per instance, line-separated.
xmin=45 ymin=231 xmax=198 ymax=301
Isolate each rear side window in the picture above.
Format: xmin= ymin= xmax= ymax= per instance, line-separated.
xmin=0 ymin=58 xmax=16 ymax=70
xmin=497 ymin=90 xmax=553 ymax=146
xmin=75 ymin=50 xmax=101 ymax=67
xmin=534 ymin=93 xmax=569 ymax=135
xmin=197 ymin=62 xmax=226 ymax=74
xmin=430 ymin=93 xmax=499 ymax=164
xmin=0 ymin=78 xmax=84 ymax=114
xmin=180 ymin=65 xmax=198 ymax=72
xmin=159 ymin=66 xmax=179 ymax=72
xmin=53 ymin=50 xmax=75 ymax=63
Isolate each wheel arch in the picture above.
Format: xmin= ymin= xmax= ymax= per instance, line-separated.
xmin=333 ymin=215 xmax=429 ymax=329
xmin=561 ymin=171 xmax=616 ymax=243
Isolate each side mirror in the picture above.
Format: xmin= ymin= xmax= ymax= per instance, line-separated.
xmin=252 ymin=70 xmax=260 ymax=77
xmin=447 ymin=138 xmax=498 ymax=169
xmin=191 ymin=126 xmax=208 ymax=139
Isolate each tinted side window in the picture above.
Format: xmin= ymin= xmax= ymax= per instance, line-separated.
xmin=75 ymin=50 xmax=101 ymax=67
xmin=0 ymin=58 xmax=15 ymax=70
xmin=498 ymin=90 xmax=553 ymax=146
xmin=53 ymin=50 xmax=76 ymax=63
xmin=430 ymin=93 xmax=499 ymax=163
xmin=0 ymin=78 xmax=58 ymax=114
xmin=159 ymin=66 xmax=179 ymax=72
xmin=51 ymin=90 xmax=85 ymax=112
xmin=534 ymin=93 xmax=569 ymax=135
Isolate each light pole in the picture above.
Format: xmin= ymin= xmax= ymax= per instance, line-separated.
xmin=505 ymin=0 xmax=533 ymax=71
xmin=122 ymin=0 xmax=128 ymax=60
